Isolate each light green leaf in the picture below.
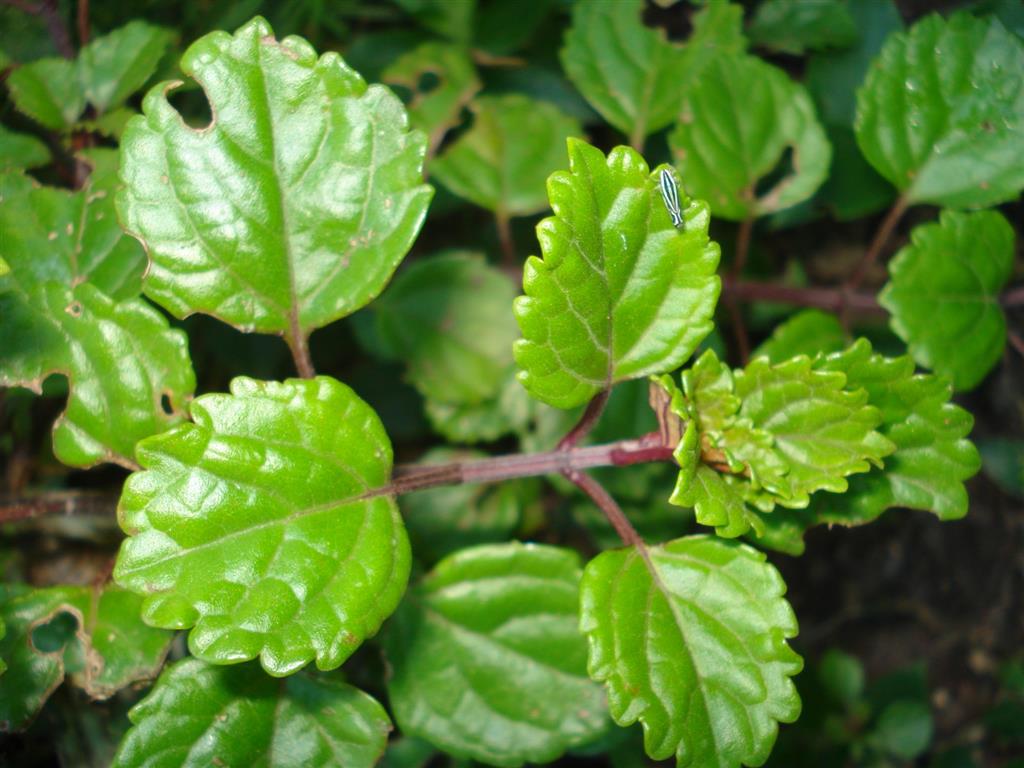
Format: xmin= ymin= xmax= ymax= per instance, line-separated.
xmin=423 ymin=367 xmax=537 ymax=444
xmin=78 ymin=21 xmax=171 ymax=114
xmin=114 ymin=376 xmax=410 ymax=676
xmin=580 ymin=536 xmax=802 ymax=768
xmin=112 ymin=658 xmax=391 ymax=768
xmin=5 ymin=57 xmax=85 ymax=131
xmin=0 ymin=155 xmax=194 ymax=468
xmin=669 ymin=53 xmax=831 ymax=220
xmin=431 ymin=94 xmax=581 ymax=216
xmin=400 ymin=448 xmax=540 ymax=564
xmin=753 ymin=309 xmax=847 ymax=363
xmin=734 ymin=355 xmax=894 ymax=505
xmin=854 ymin=12 xmax=1024 ymax=207
xmin=117 ymin=16 xmax=432 ymax=340
xmin=879 ymin=209 xmax=1014 ymax=390
xmin=561 ymin=0 xmax=744 ymax=146
xmin=375 ymin=254 xmax=519 ymax=405
xmin=0 ymin=124 xmax=50 ymax=171
xmin=748 ymin=0 xmax=857 ymax=55
xmin=514 ymin=140 xmax=721 ymax=409
xmin=682 ymin=349 xmax=739 ymax=433
xmin=382 ymin=42 xmax=481 ymax=158
xmin=672 ymin=464 xmax=764 ymax=538
xmin=809 ymin=339 xmax=980 ymax=524
xmin=383 ymin=543 xmax=608 ymax=767
xmin=0 ymin=584 xmax=173 ymax=731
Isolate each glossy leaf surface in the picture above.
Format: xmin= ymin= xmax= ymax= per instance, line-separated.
xmin=0 ymin=584 xmax=172 ymax=731
xmin=113 ymin=658 xmax=391 ymax=767
xmin=748 ymin=0 xmax=857 ymax=55
xmin=382 ymin=42 xmax=480 ymax=158
xmin=515 ymin=140 xmax=720 ymax=409
xmin=118 ymin=16 xmax=432 ymax=337
xmin=580 ymin=536 xmax=802 ymax=767
xmin=753 ymin=309 xmax=847 ymax=363
xmin=375 ymin=254 xmax=519 ymax=405
xmin=431 ymin=94 xmax=581 ymax=216
xmin=855 ymin=12 xmax=1024 ymax=207
xmin=0 ymin=155 xmax=194 ymax=467
xmin=383 ymin=543 xmax=608 ymax=766
xmin=114 ymin=376 xmax=410 ymax=676
xmin=669 ymin=54 xmax=831 ymax=220
xmin=879 ymin=210 xmax=1014 ymax=390
xmin=561 ymin=0 xmax=744 ymax=144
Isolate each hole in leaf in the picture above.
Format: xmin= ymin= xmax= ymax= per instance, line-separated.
xmin=31 ymin=611 xmax=79 ymax=653
xmin=416 ymin=71 xmax=441 ymax=95
xmin=755 ymin=145 xmax=795 ymax=200
xmin=160 ymin=392 xmax=174 ymax=415
xmin=66 ymin=300 xmax=83 ymax=318
xmin=167 ymin=86 xmax=214 ymax=130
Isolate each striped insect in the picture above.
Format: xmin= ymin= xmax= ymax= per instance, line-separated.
xmin=658 ymin=168 xmax=683 ymax=229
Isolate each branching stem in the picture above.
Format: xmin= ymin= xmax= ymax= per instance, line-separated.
xmin=846 ymin=195 xmax=909 ymax=293
xmin=558 ymin=389 xmax=610 ymax=450
xmin=565 ymin=468 xmax=644 ymax=548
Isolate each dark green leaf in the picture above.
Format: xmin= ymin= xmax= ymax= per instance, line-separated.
xmin=879 ymin=209 xmax=1014 ymax=390
xmin=855 ymin=12 xmax=1024 ymax=207
xmin=383 ymin=543 xmax=608 ymax=766
xmin=431 ymin=94 xmax=581 ymax=216
xmin=515 ymin=140 xmax=720 ymax=408
xmin=375 ymin=253 xmax=519 ymax=405
xmin=117 ymin=16 xmax=432 ymax=339
xmin=669 ymin=54 xmax=831 ymax=220
xmin=749 ymin=0 xmax=858 ymax=55
xmin=580 ymin=536 xmax=802 ymax=768
xmin=867 ymin=700 xmax=933 ymax=759
xmin=114 ymin=376 xmax=410 ymax=676
xmin=112 ymin=658 xmax=391 ymax=767
xmin=978 ymin=438 xmax=1024 ymax=498
xmin=0 ymin=124 xmax=50 ymax=171
xmin=78 ymin=21 xmax=171 ymax=114
xmin=6 ymin=58 xmax=85 ymax=131
xmin=561 ymin=0 xmax=744 ymax=145
xmin=818 ymin=649 xmax=864 ymax=709
xmin=395 ymin=0 xmax=474 ymax=42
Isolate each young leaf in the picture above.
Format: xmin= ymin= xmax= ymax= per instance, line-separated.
xmin=431 ymin=94 xmax=582 ymax=216
xmin=561 ymin=0 xmax=744 ymax=147
xmin=77 ymin=21 xmax=171 ymax=114
xmin=0 ymin=584 xmax=173 ymax=731
xmin=117 ymin=16 xmax=432 ymax=340
xmin=5 ymin=57 xmax=85 ymax=131
xmin=382 ymin=543 xmax=608 ymax=767
xmin=674 ymin=464 xmax=765 ymax=538
xmin=879 ymin=209 xmax=1014 ymax=390
xmin=0 ymin=124 xmax=50 ymax=171
xmin=382 ymin=42 xmax=481 ymax=158
xmin=112 ymin=658 xmax=391 ymax=768
xmin=374 ymin=253 xmax=519 ymax=405
xmin=753 ymin=309 xmax=847 ymax=363
xmin=669 ymin=53 xmax=831 ymax=221
xmin=748 ymin=0 xmax=857 ymax=55
xmin=808 ymin=339 xmax=980 ymax=524
xmin=855 ymin=12 xmax=1024 ymax=208
xmin=514 ymin=140 xmax=720 ymax=409
xmin=580 ymin=536 xmax=802 ymax=768
xmin=114 ymin=376 xmax=411 ymax=676
xmin=0 ymin=157 xmax=194 ymax=468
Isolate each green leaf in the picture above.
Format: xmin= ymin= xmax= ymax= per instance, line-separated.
xmin=0 ymin=584 xmax=173 ymax=731
xmin=382 ymin=42 xmax=480 ymax=158
xmin=0 ymin=124 xmax=50 ymax=171
xmin=979 ymin=438 xmax=1024 ymax=498
xmin=383 ymin=543 xmax=608 ymax=767
xmin=580 ymin=536 xmax=802 ymax=768
xmin=561 ymin=0 xmax=744 ymax=145
xmin=117 ymin=16 xmax=432 ymax=339
xmin=0 ymin=155 xmax=194 ymax=468
xmin=753 ymin=309 xmax=847 ymax=363
xmin=867 ymin=700 xmax=933 ymax=759
xmin=669 ymin=53 xmax=831 ymax=220
xmin=374 ymin=253 xmax=519 ymax=405
xmin=112 ymin=658 xmax=391 ymax=768
xmin=879 ymin=209 xmax=1014 ymax=390
xmin=809 ymin=339 xmax=980 ymax=524
xmin=748 ymin=0 xmax=857 ymax=55
xmin=423 ymin=368 xmax=537 ymax=443
xmin=114 ymin=376 xmax=410 ymax=676
xmin=673 ymin=464 xmax=765 ymax=538
xmin=395 ymin=0 xmax=474 ymax=43
xmin=854 ymin=12 xmax=1024 ymax=207
xmin=78 ymin=21 xmax=171 ymax=114
xmin=5 ymin=57 xmax=85 ymax=131
xmin=734 ymin=355 xmax=893 ymax=505
xmin=514 ymin=140 xmax=721 ymax=409
xmin=818 ymin=649 xmax=865 ymax=709
xmin=400 ymin=448 xmax=540 ymax=564
xmin=431 ymin=94 xmax=581 ymax=216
